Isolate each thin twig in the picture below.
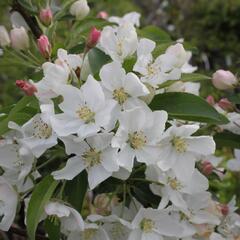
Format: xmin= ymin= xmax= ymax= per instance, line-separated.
xmin=12 ymin=0 xmax=43 ymax=39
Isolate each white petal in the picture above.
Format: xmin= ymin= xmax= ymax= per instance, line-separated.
xmin=100 ymin=61 xmax=125 ymax=91
xmin=137 ymin=38 xmax=156 ymax=57
xmin=124 ymin=72 xmax=149 ymax=97
xmin=186 ymin=136 xmax=216 ymax=155
xmin=101 ymin=148 xmax=119 ymax=172
xmin=82 ymin=75 xmax=106 ymax=111
xmin=117 ymin=145 xmax=135 ymax=171
xmin=51 ymin=114 xmax=82 ymax=137
xmin=52 ymin=156 xmax=86 ymax=180
xmin=88 ymin=165 xmax=111 ymax=189
xmin=172 ymin=153 xmax=196 ymax=182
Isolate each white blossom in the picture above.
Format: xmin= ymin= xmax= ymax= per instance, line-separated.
xmin=52 ymin=133 xmax=119 ymax=189
xmin=99 ymin=23 xmax=138 ymax=62
xmin=112 ymin=107 xmax=168 ymax=171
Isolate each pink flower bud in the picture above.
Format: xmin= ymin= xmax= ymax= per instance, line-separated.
xmin=218 ymin=98 xmax=234 ymax=112
xmin=0 ymin=26 xmax=10 ymax=47
xmin=212 ymin=70 xmax=237 ymax=90
xmin=37 ymin=35 xmax=52 ymax=59
xmin=39 ymin=8 xmax=53 ymax=26
xmin=206 ymin=95 xmax=215 ymax=106
xmin=219 ymin=204 xmax=229 ymax=216
xmin=86 ymin=27 xmax=101 ymax=49
xmin=10 ymin=27 xmax=29 ymax=50
xmin=201 ymin=161 xmax=214 ymax=176
xmin=97 ymin=11 xmax=108 ymax=19
xmin=16 ymin=80 xmax=37 ymax=96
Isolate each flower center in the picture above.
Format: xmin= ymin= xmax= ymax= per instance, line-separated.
xmin=82 ymin=149 xmax=101 ymax=167
xmin=113 ymin=87 xmax=129 ymax=105
xmin=140 ymin=218 xmax=154 ymax=233
xmin=116 ymin=41 xmax=123 ymax=56
xmin=147 ymin=64 xmax=157 ymax=76
xmin=83 ymin=229 xmax=97 ymax=239
xmin=33 ymin=119 xmax=52 ymax=139
xmin=171 ymin=136 xmax=187 ymax=153
xmin=168 ymin=177 xmax=182 ymax=190
xmin=76 ymin=106 xmax=95 ymax=123
xmin=110 ymin=222 xmax=127 ymax=239
xmin=128 ymin=131 xmax=147 ymax=150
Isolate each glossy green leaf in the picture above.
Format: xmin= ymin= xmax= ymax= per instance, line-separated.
xmin=149 ymin=92 xmax=229 ymax=124
xmin=27 ymin=176 xmax=59 ymax=240
xmin=214 ymin=131 xmax=240 ymax=149
xmin=64 ymin=171 xmax=88 ymax=213
xmin=88 ymin=48 xmax=111 ymax=76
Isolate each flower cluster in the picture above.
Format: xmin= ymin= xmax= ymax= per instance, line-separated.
xmin=0 ymin=1 xmax=240 ymax=240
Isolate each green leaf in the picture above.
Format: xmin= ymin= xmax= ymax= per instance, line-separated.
xmin=64 ymin=171 xmax=88 ymax=213
xmin=131 ymin=184 xmax=160 ymax=208
xmin=88 ymin=48 xmax=111 ymax=76
xmin=18 ymin=0 xmax=38 ymax=14
xmin=214 ymin=131 xmax=240 ymax=149
xmin=226 ymin=94 xmax=240 ymax=104
xmin=158 ymin=73 xmax=211 ymax=89
xmin=149 ymin=92 xmax=229 ymax=124
xmin=68 ymin=43 xmax=85 ymax=54
xmin=138 ymin=26 xmax=171 ymax=42
xmin=27 ymin=176 xmax=59 ymax=240
xmin=123 ymin=57 xmax=136 ymax=72
xmin=0 ymin=96 xmax=38 ymax=136
xmin=44 ymin=217 xmax=61 ymax=240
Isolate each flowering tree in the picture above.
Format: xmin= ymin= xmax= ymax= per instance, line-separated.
xmin=0 ymin=0 xmax=240 ymax=239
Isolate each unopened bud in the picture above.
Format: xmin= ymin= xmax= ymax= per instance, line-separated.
xmin=201 ymin=161 xmax=214 ymax=176
xmin=10 ymin=27 xmax=29 ymax=50
xmin=97 ymin=11 xmax=108 ymax=19
xmin=37 ymin=35 xmax=52 ymax=59
xmin=206 ymin=95 xmax=215 ymax=106
xmin=86 ymin=27 xmax=101 ymax=49
xmin=39 ymin=8 xmax=53 ymax=26
xmin=16 ymin=80 xmax=37 ymax=96
xmin=166 ymin=43 xmax=188 ymax=68
xmin=70 ymin=0 xmax=90 ymax=20
xmin=0 ymin=26 xmax=10 ymax=47
xmin=219 ymin=204 xmax=229 ymax=216
xmin=212 ymin=70 xmax=237 ymax=90
xmin=218 ymin=98 xmax=234 ymax=112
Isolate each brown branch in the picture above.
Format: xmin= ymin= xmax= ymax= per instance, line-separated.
xmin=11 ymin=0 xmax=42 ymax=39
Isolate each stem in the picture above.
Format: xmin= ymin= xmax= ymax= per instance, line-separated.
xmin=12 ymin=0 xmax=43 ymax=39
xmin=36 ymin=157 xmax=57 ymax=170
xmin=120 ymin=183 xmax=127 ymax=218
xmin=27 ymin=50 xmax=42 ymax=65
